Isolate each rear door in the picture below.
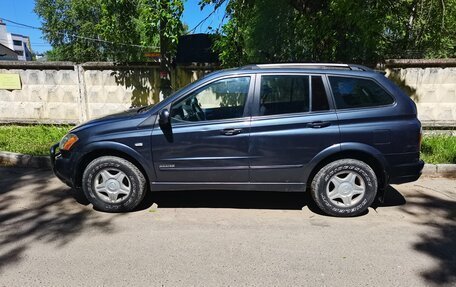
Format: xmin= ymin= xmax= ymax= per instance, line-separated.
xmin=248 ymin=73 xmax=340 ymax=185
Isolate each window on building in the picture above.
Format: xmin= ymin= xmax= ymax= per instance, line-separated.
xmin=13 ymin=40 xmax=22 ymax=46
xmin=15 ymin=50 xmax=24 ymax=56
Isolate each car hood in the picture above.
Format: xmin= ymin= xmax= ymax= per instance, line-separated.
xmin=70 ymin=107 xmax=145 ymax=133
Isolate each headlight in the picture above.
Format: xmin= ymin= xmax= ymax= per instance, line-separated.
xmin=59 ymin=133 xmax=79 ymax=151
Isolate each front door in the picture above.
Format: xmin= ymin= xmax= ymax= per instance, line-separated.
xmin=249 ymin=73 xmax=340 ymax=185
xmin=151 ymin=75 xmax=254 ymax=183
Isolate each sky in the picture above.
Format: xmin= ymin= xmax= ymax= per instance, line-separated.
xmin=0 ymin=0 xmax=227 ymax=54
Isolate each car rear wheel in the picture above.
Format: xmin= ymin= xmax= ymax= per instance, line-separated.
xmin=311 ymin=159 xmax=377 ymax=217
xmin=82 ymin=156 xmax=146 ymax=212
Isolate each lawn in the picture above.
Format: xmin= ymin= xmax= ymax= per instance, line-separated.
xmin=0 ymin=124 xmax=455 ymax=163
xmin=420 ymin=134 xmax=456 ymax=164
xmin=0 ymin=125 xmax=73 ymax=156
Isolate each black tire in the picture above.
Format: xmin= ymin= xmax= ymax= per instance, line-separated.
xmin=311 ymin=159 xmax=377 ymax=217
xmin=82 ymin=156 xmax=147 ymax=212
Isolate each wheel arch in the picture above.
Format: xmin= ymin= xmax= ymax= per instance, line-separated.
xmin=73 ymin=142 xmax=154 ymax=190
xmin=304 ymin=143 xmax=389 ymax=192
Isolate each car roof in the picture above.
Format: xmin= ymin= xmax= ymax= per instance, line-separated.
xmin=205 ymin=63 xmax=382 ymax=80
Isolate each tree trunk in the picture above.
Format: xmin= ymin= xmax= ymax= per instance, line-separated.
xmin=159 ymin=0 xmax=172 ymax=101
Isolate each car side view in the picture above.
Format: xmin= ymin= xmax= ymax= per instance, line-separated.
xmin=51 ymin=63 xmax=424 ymax=217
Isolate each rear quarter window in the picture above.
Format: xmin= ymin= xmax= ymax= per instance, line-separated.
xmin=329 ymin=76 xmax=394 ymax=109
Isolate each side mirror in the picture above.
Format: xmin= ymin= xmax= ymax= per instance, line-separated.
xmin=158 ymin=109 xmax=170 ymax=126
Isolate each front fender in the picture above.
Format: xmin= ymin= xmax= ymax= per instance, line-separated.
xmin=74 ymin=141 xmax=156 ymax=182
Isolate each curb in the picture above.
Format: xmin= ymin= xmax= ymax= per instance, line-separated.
xmin=0 ymin=151 xmax=51 ymax=169
xmin=421 ymin=164 xmax=456 ymax=178
xmin=0 ymin=151 xmax=455 ymax=178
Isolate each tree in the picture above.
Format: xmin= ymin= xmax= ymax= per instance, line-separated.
xmin=35 ymin=0 xmax=183 ymax=65
xmin=205 ymin=0 xmax=456 ymax=67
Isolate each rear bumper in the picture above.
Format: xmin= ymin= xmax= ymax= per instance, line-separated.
xmin=388 ymin=160 xmax=424 ymax=184
xmin=50 ymin=143 xmax=74 ymax=188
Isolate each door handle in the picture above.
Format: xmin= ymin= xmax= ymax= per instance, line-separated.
xmin=307 ymin=121 xmax=331 ymax=128
xmin=221 ymin=128 xmax=242 ymax=136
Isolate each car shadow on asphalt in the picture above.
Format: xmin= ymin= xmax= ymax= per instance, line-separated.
xmin=0 ymin=168 xmax=121 ymax=274
xmin=137 ymin=185 xmax=407 ymax=217
xmin=397 ymin=186 xmax=456 ymax=285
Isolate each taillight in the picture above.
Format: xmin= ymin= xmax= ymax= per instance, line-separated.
xmin=419 ymin=127 xmax=423 ymax=149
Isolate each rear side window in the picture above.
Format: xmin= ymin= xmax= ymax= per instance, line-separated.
xmin=312 ymin=76 xmax=329 ymax=112
xmin=259 ymin=75 xmax=330 ymax=116
xmin=329 ymin=76 xmax=394 ymax=109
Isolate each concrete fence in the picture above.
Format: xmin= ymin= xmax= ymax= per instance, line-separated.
xmin=385 ymin=59 xmax=456 ymax=127
xmin=0 ymin=61 xmax=215 ymax=124
xmin=1 ymin=59 xmax=456 ymax=126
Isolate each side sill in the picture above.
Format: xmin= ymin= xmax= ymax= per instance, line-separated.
xmin=150 ymin=182 xmax=307 ymax=192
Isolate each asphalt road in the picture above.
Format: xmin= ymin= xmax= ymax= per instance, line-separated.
xmin=0 ymin=167 xmax=455 ymax=286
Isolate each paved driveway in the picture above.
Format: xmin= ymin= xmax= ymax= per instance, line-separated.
xmin=0 ymin=167 xmax=455 ymax=286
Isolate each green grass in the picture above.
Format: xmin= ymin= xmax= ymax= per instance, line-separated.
xmin=421 ymin=135 xmax=456 ymax=164
xmin=0 ymin=124 xmax=455 ymax=164
xmin=0 ymin=125 xmax=73 ymax=156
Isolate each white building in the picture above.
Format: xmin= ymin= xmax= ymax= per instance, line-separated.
xmin=0 ymin=20 xmax=32 ymax=61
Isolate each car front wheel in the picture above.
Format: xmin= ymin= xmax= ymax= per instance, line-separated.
xmin=82 ymin=156 xmax=146 ymax=212
xmin=311 ymin=159 xmax=378 ymax=217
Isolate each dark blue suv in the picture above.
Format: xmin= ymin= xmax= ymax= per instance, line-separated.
xmin=51 ymin=63 xmax=424 ymax=217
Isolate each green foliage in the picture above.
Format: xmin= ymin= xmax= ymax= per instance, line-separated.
xmin=207 ymin=0 xmax=456 ymax=67
xmin=0 ymin=125 xmax=73 ymax=156
xmin=35 ymin=0 xmax=184 ymax=62
xmin=421 ymin=135 xmax=456 ymax=164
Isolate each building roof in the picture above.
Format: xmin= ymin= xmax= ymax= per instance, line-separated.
xmin=0 ymin=43 xmax=19 ymax=60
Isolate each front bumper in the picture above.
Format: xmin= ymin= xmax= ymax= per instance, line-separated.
xmin=50 ymin=143 xmax=74 ymax=188
xmin=388 ymin=160 xmax=425 ymax=184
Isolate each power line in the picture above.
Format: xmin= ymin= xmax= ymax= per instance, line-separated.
xmin=0 ymin=17 xmax=159 ymax=50
xmin=186 ymin=0 xmax=226 ymax=34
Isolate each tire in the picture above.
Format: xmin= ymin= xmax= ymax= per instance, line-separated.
xmin=310 ymin=159 xmax=377 ymax=217
xmin=82 ymin=156 xmax=147 ymax=212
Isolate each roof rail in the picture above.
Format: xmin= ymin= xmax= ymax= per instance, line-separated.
xmin=241 ymin=63 xmax=372 ymax=71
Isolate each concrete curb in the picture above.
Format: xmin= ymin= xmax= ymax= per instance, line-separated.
xmin=0 ymin=151 xmax=51 ymax=169
xmin=421 ymin=164 xmax=456 ymax=178
xmin=0 ymin=151 xmax=455 ymax=178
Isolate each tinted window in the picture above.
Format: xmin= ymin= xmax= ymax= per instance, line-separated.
xmin=13 ymin=40 xmax=22 ymax=46
xmin=329 ymin=76 xmax=394 ymax=109
xmin=312 ymin=76 xmax=329 ymax=111
xmin=170 ymin=77 xmax=250 ymax=122
xmin=260 ymin=75 xmax=310 ymax=116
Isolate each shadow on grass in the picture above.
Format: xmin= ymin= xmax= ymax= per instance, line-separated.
xmin=0 ymin=167 xmax=121 ymax=273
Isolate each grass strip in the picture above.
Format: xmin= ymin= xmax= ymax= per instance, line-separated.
xmin=0 ymin=125 xmax=73 ymax=156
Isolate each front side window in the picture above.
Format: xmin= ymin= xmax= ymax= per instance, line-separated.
xmin=170 ymin=77 xmax=250 ymax=123
xmin=329 ymin=76 xmax=394 ymax=109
